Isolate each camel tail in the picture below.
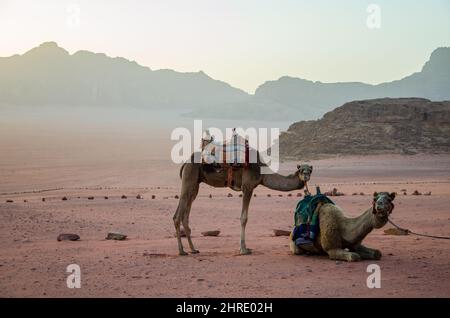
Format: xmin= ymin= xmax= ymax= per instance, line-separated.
xmin=179 ymin=163 xmax=186 ymax=179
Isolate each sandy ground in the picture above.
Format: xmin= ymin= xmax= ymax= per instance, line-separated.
xmin=0 ymin=112 xmax=449 ymax=297
xmin=1 ymin=153 xmax=450 ymax=297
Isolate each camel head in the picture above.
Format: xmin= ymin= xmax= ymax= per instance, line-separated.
xmin=372 ymin=192 xmax=395 ymax=228
xmin=296 ymin=164 xmax=313 ymax=182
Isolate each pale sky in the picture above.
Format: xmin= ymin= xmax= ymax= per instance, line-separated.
xmin=0 ymin=0 xmax=449 ymax=93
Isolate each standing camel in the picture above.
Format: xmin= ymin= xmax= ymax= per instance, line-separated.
xmin=290 ymin=192 xmax=396 ymax=261
xmin=173 ymin=153 xmax=312 ymax=255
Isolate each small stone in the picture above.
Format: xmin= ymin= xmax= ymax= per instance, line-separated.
xmin=121 ymin=195 xmax=127 ymax=199
xmin=267 ymin=194 xmax=271 ymax=197
xmin=151 ymin=195 xmax=156 ymax=199
xmin=57 ymin=233 xmax=80 ymax=241
xmin=273 ymin=229 xmax=291 ymax=236
xmin=6 ymin=200 xmax=14 ymax=203
xmin=297 ymin=193 xmax=302 ymax=197
xmin=106 ymin=233 xmax=127 ymax=240
xmin=104 ymin=196 xmax=109 ymax=199
xmin=136 ymin=194 xmax=143 ymax=199
xmin=174 ymin=195 xmax=179 ymax=199
xmin=62 ymin=197 xmax=68 ymax=201
xmin=412 ymin=190 xmax=421 ymax=195
xmin=42 ymin=198 xmax=46 ymax=202
xmin=287 ymin=193 xmax=292 ymax=197
xmin=209 ymin=194 xmax=212 ymax=198
xmin=88 ymin=196 xmax=94 ymax=200
xmin=201 ymin=230 xmax=220 ymax=237
xmin=227 ymin=193 xmax=233 ymax=197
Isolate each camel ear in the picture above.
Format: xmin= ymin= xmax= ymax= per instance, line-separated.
xmin=390 ymin=192 xmax=396 ymax=200
xmin=373 ymin=192 xmax=378 ymax=199
xmin=310 ymin=165 xmax=313 ymax=172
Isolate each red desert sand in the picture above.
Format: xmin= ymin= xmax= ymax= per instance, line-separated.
xmin=0 ymin=120 xmax=449 ymax=297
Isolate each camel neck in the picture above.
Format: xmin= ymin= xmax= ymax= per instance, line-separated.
xmin=342 ymin=207 xmax=375 ymax=245
xmin=261 ymin=173 xmax=304 ymax=191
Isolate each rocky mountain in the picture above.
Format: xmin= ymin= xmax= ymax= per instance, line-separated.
xmin=0 ymin=42 xmax=250 ymax=109
xmin=279 ymin=98 xmax=450 ymax=159
xmin=0 ymin=43 xmax=449 ymax=122
xmin=255 ymin=47 xmax=450 ymax=120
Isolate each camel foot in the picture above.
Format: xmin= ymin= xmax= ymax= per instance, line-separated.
xmin=190 ymin=250 xmax=200 ymax=254
xmin=178 ymin=250 xmax=188 ymax=256
xmin=240 ymin=247 xmax=252 ymax=255
xmin=346 ymin=252 xmax=361 ymax=262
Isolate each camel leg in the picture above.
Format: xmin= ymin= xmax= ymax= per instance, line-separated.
xmin=326 ymin=248 xmax=361 ymax=262
xmin=182 ymin=183 xmax=199 ymax=254
xmin=173 ymin=163 xmax=200 ymax=256
xmin=240 ymin=189 xmax=253 ymax=255
xmin=173 ymin=201 xmax=188 ymax=256
xmin=354 ymin=245 xmax=382 ymax=260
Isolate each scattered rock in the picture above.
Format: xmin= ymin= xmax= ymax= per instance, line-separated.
xmin=273 ymin=229 xmax=291 ymax=236
xmin=253 ymin=194 xmax=257 ymax=197
xmin=88 ymin=196 xmax=94 ymax=200
xmin=121 ymin=195 xmax=127 ymax=199
xmin=201 ymin=230 xmax=220 ymax=237
xmin=42 ymin=198 xmax=46 ymax=202
xmin=384 ymin=228 xmax=409 ymax=236
xmin=287 ymin=193 xmax=292 ymax=197
xmin=23 ymin=200 xmax=27 ymax=203
xmin=297 ymin=193 xmax=302 ymax=197
xmin=136 ymin=194 xmax=143 ymax=199
xmin=151 ymin=195 xmax=156 ymax=199
xmin=174 ymin=195 xmax=179 ymax=199
xmin=403 ymin=192 xmax=407 ymax=195
xmin=352 ymin=193 xmax=358 ymax=196
xmin=239 ymin=194 xmax=243 ymax=198
xmin=227 ymin=193 xmax=233 ymax=197
xmin=106 ymin=232 xmax=127 ymax=240
xmin=267 ymin=194 xmax=271 ymax=197
xmin=57 ymin=233 xmax=80 ymax=241
xmin=325 ymin=188 xmax=345 ymax=196
xmin=359 ymin=192 xmax=364 ymax=196
xmin=278 ymin=194 xmax=283 ymax=197
xmin=209 ymin=194 xmax=212 ymax=198
xmin=62 ymin=197 xmax=68 ymax=201
xmin=104 ymin=196 xmax=109 ymax=200
xmin=6 ymin=199 xmax=14 ymax=203
xmin=412 ymin=190 xmax=422 ymax=195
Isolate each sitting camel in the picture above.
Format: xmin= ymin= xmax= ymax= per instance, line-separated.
xmin=290 ymin=192 xmax=395 ymax=261
xmin=174 ymin=152 xmax=313 ymax=255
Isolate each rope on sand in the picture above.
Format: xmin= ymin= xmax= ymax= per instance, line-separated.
xmin=387 ymin=218 xmax=450 ymax=240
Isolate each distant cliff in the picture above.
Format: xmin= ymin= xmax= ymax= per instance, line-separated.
xmin=1 ymin=43 xmax=449 ymax=121
xmin=279 ymin=98 xmax=450 ymax=159
xmin=255 ymin=47 xmax=450 ymax=120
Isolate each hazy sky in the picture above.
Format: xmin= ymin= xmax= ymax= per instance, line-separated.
xmin=0 ymin=0 xmax=449 ymax=93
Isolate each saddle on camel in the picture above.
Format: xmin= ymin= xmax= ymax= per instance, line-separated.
xmin=200 ymin=129 xmax=251 ymax=190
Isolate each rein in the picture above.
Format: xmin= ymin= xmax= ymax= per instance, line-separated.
xmin=387 ymin=218 xmax=450 ymax=240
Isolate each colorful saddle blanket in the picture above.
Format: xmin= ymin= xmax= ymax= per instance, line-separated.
xmin=201 ymin=134 xmax=249 ymax=165
xmin=292 ymin=190 xmax=334 ymax=247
